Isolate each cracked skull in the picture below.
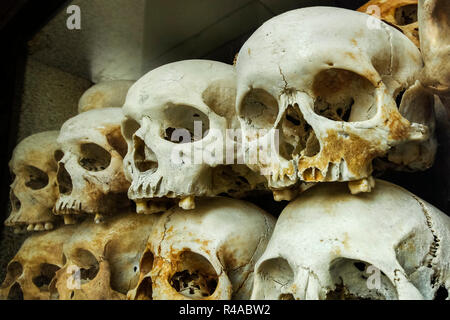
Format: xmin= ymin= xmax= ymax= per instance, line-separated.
xmin=0 ymin=225 xmax=75 ymax=300
xmin=122 ymin=59 xmax=265 ymax=213
xmin=252 ymin=180 xmax=450 ymax=300
xmin=54 ymin=108 xmax=131 ymax=224
xmin=127 ymin=197 xmax=275 ymax=300
xmin=358 ymin=0 xmax=419 ymax=47
xmin=5 ymin=131 xmax=61 ymax=233
xmin=235 ymin=7 xmax=433 ymax=197
xmin=49 ymin=213 xmax=158 ymax=300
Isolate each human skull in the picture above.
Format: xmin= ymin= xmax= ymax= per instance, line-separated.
xmin=122 ymin=60 xmax=265 ymax=213
xmin=418 ymin=0 xmax=450 ymax=105
xmin=0 ymin=226 xmax=75 ymax=300
xmin=49 ymin=213 xmax=158 ymax=300
xmin=235 ymin=7 xmax=431 ymax=197
xmin=54 ymin=108 xmax=131 ymax=224
xmin=127 ymin=197 xmax=275 ymax=300
xmin=5 ymin=131 xmax=61 ymax=233
xmin=252 ymin=180 xmax=450 ymax=300
xmin=358 ymin=0 xmax=419 ymax=47
xmin=78 ymin=80 xmax=135 ymax=113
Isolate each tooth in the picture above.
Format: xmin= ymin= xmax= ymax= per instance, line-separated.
xmin=94 ymin=214 xmax=104 ymax=224
xmin=136 ymin=201 xmax=147 ymax=214
xmin=179 ymin=196 xmax=195 ymax=210
xmin=64 ymin=215 xmax=77 ymax=225
xmin=34 ymin=223 xmax=44 ymax=231
xmin=14 ymin=227 xmax=22 ymax=234
xmin=27 ymin=224 xmax=34 ymax=232
xmin=348 ymin=176 xmax=375 ymax=195
xmin=273 ymin=188 xmax=298 ymax=202
xmin=44 ymin=222 xmax=54 ymax=230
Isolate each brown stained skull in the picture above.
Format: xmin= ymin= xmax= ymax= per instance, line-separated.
xmin=0 ymin=226 xmax=75 ymax=300
xmin=49 ymin=213 xmax=158 ymax=300
xmin=127 ymin=197 xmax=275 ymax=300
xmin=5 ymin=131 xmax=62 ymax=233
xmin=358 ymin=0 xmax=420 ymax=47
xmin=235 ymin=7 xmax=433 ymax=197
xmin=54 ymin=108 xmax=131 ymax=224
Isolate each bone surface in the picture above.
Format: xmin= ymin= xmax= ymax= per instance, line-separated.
xmin=54 ymin=108 xmax=131 ymax=222
xmin=128 ymin=197 xmax=275 ymax=300
xmin=251 ymin=180 xmax=450 ymax=300
xmin=122 ymin=59 xmax=266 ymax=210
xmin=78 ymin=80 xmax=135 ymax=113
xmin=5 ymin=131 xmax=61 ymax=232
xmin=235 ymin=7 xmax=434 ymax=191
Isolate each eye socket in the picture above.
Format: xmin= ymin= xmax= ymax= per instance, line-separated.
xmin=72 ymin=249 xmax=100 ymax=284
xmin=169 ymin=251 xmax=218 ymax=299
xmin=162 ymin=105 xmax=210 ymax=144
xmin=240 ymin=89 xmax=279 ymax=131
xmin=24 ymin=166 xmax=49 ymax=190
xmin=255 ymin=257 xmax=294 ymax=300
xmin=5 ymin=261 xmax=23 ymax=285
xmin=54 ymin=150 xmax=64 ymax=162
xmin=394 ymin=4 xmax=418 ymax=26
xmin=326 ymin=258 xmax=397 ymax=300
xmin=78 ymin=143 xmax=111 ymax=172
xmin=32 ymin=263 xmax=60 ymax=292
xmin=312 ymin=68 xmax=376 ymax=122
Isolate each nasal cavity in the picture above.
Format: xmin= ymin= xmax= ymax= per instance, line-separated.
xmin=57 ymin=163 xmax=73 ymax=195
xmin=133 ymin=136 xmax=158 ymax=173
xmin=9 ymin=190 xmax=21 ymax=211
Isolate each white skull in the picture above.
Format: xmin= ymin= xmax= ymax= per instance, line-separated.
xmin=235 ymin=7 xmax=432 ymax=197
xmin=122 ymin=60 xmax=265 ymax=213
xmin=5 ymin=131 xmax=61 ymax=233
xmin=78 ymin=80 xmax=135 ymax=114
xmin=418 ymin=0 xmax=450 ymax=109
xmin=127 ymin=197 xmax=275 ymax=300
xmin=54 ymin=108 xmax=131 ymax=224
xmin=0 ymin=226 xmax=75 ymax=300
xmin=358 ymin=0 xmax=419 ymax=47
xmin=49 ymin=213 xmax=158 ymax=300
xmin=252 ymin=180 xmax=450 ymax=300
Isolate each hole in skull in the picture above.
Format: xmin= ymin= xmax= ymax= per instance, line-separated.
xmin=434 ymin=286 xmax=448 ymax=300
xmin=9 ymin=190 xmax=21 ymax=212
xmin=135 ymin=276 xmax=153 ymax=300
xmin=163 ymin=104 xmax=210 ymax=143
xmin=256 ymin=258 xmax=294 ymax=300
xmin=54 ymin=150 xmax=64 ymax=162
xmin=72 ymin=249 xmax=100 ymax=284
xmin=394 ymin=4 xmax=418 ymax=26
xmin=327 ymin=258 xmax=398 ymax=300
xmin=79 ymin=143 xmax=111 ymax=172
xmin=279 ymin=105 xmax=318 ymax=159
xmin=140 ymin=251 xmax=154 ymax=275
xmin=133 ymin=136 xmax=158 ymax=173
xmin=169 ymin=251 xmax=218 ymax=299
xmin=32 ymin=263 xmax=60 ymax=292
xmin=57 ymin=164 xmax=72 ymax=195
xmin=395 ymin=89 xmax=406 ymax=109
xmin=240 ymin=89 xmax=279 ymax=132
xmin=24 ymin=166 xmax=49 ymax=190
xmin=7 ymin=283 xmax=23 ymax=300
xmin=313 ymin=69 xmax=376 ymax=122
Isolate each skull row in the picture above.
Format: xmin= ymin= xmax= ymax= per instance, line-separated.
xmin=3 ymin=179 xmax=449 ymax=300
xmin=0 ymin=198 xmax=275 ymax=300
